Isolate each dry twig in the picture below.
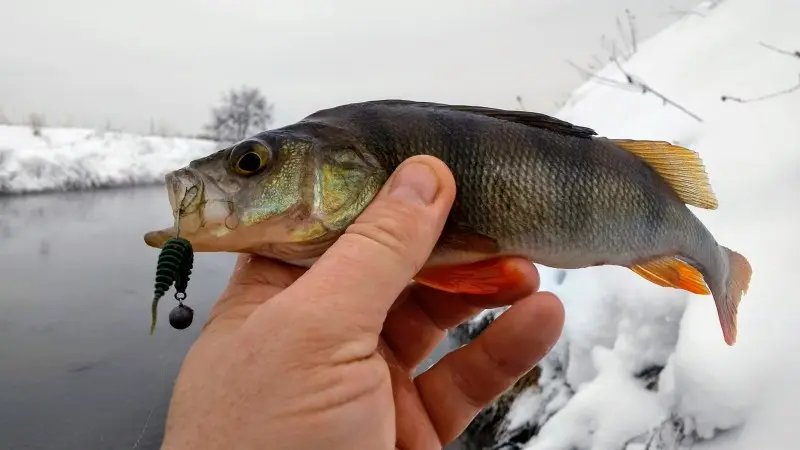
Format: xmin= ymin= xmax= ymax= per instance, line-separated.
xmin=566 ymin=57 xmax=703 ymax=122
xmin=565 ymin=9 xmax=703 ymax=122
xmin=721 ymin=41 xmax=800 ymax=103
xmin=721 ymin=73 xmax=800 ymax=103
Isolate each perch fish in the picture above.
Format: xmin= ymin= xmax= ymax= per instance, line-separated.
xmin=144 ymin=100 xmax=752 ymax=345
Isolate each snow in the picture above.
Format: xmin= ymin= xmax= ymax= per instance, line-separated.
xmin=530 ymin=347 xmax=666 ymax=450
xmin=477 ymin=0 xmax=800 ymax=448
xmin=0 ymin=125 xmax=218 ymax=194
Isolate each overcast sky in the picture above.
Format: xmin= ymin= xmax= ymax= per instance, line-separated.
xmin=0 ymin=0 xmax=701 ymax=135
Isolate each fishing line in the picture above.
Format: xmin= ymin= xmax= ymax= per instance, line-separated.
xmin=130 ymin=337 xmax=183 ymax=449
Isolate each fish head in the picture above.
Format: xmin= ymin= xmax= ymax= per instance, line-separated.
xmin=143 ymin=127 xmax=387 ymax=261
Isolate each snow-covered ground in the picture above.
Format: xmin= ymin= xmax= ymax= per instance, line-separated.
xmin=457 ymin=0 xmax=799 ymax=449
xmin=0 ymin=125 xmax=217 ymax=194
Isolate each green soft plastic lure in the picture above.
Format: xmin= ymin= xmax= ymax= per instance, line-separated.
xmin=150 ymin=236 xmax=195 ymax=334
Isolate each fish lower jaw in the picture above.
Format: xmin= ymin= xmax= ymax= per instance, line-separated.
xmin=142 ymin=210 xmax=233 ymax=250
xmin=142 ymin=222 xmax=230 ymax=250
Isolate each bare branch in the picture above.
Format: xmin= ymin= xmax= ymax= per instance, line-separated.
xmin=611 ymin=58 xmax=704 ymax=122
xmin=616 ymin=16 xmax=630 ymax=56
xmin=563 ymin=8 xmax=702 ymax=122
xmin=566 ymin=58 xmax=703 ymax=122
xmin=758 ymin=42 xmax=800 ymax=59
xmin=720 ymin=42 xmax=800 ymax=104
xmin=626 ymin=9 xmax=638 ymax=55
xmin=515 ymin=95 xmax=527 ymax=111
xmin=566 ymin=60 xmax=640 ymax=92
xmin=661 ymin=7 xmax=707 ymax=18
xmin=721 ymin=73 xmax=800 ymax=103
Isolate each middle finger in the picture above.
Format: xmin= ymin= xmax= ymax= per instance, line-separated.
xmin=381 ymin=257 xmax=540 ymax=371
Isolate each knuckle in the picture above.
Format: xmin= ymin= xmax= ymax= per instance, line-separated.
xmin=477 ymin=336 xmax=531 ymax=378
xmin=448 ymin=356 xmax=489 ymax=408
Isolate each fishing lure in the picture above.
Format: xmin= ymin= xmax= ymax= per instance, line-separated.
xmin=150 ymin=236 xmax=194 ymax=333
xmin=149 ymin=186 xmax=198 ymax=334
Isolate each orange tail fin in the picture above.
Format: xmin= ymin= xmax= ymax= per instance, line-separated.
xmin=715 ymin=247 xmax=752 ymax=346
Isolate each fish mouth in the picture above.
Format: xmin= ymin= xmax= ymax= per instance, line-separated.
xmin=166 ymin=168 xmax=205 ymax=218
xmin=143 ymin=168 xmax=235 ymax=250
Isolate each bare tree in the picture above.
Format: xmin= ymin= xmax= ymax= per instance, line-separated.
xmin=149 ymin=118 xmax=174 ymax=137
xmin=204 ymin=86 xmax=274 ymax=144
xmin=29 ymin=113 xmax=46 ymax=136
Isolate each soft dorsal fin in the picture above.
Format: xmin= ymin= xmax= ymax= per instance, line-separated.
xmin=360 ymin=99 xmax=598 ymax=139
xmin=611 ymin=139 xmax=719 ymax=210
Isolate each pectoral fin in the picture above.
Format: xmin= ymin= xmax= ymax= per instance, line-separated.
xmin=414 ymin=258 xmax=528 ymax=294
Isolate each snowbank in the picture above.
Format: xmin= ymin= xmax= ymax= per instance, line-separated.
xmin=0 ymin=125 xmax=218 ymax=194
xmin=455 ymin=0 xmax=800 ymax=448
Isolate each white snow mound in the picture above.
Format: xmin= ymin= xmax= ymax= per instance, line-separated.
xmin=0 ymin=125 xmax=219 ymax=194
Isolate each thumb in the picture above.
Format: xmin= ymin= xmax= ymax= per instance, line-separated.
xmin=288 ymin=155 xmax=456 ymax=333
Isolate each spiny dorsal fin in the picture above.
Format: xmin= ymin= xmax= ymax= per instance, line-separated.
xmin=361 ymin=99 xmax=598 ymax=139
xmin=629 ymin=256 xmax=711 ymax=295
xmin=611 ymin=139 xmax=719 ymax=210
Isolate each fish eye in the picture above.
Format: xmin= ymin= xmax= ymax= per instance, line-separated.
xmin=236 ymin=152 xmax=263 ymax=172
xmin=229 ymin=140 xmax=272 ymax=176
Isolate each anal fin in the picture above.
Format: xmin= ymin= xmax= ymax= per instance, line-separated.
xmin=629 ymin=256 xmax=710 ymax=295
xmin=414 ymin=258 xmax=528 ymax=295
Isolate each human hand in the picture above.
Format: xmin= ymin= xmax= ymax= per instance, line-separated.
xmin=161 ymin=156 xmax=565 ymax=450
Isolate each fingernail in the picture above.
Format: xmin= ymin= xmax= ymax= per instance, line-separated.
xmin=389 ymin=162 xmax=439 ymax=205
